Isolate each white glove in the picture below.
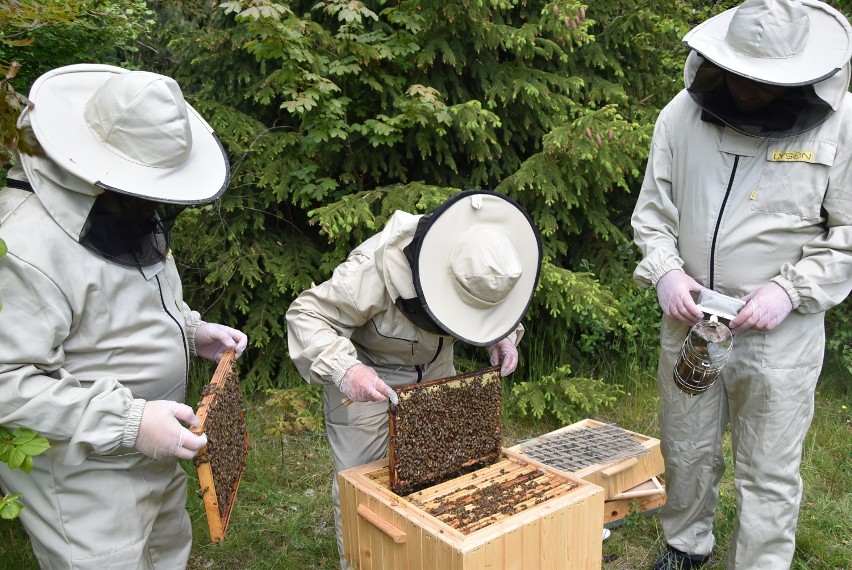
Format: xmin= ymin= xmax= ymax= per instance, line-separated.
xmin=195 ymin=323 xmax=248 ymax=361
xmin=489 ymin=338 xmax=518 ymax=376
xmin=134 ymin=400 xmax=208 ymax=460
xmin=656 ymin=269 xmax=704 ymax=324
xmin=729 ymin=282 xmax=792 ymax=335
xmin=339 ymin=364 xmax=399 ymax=405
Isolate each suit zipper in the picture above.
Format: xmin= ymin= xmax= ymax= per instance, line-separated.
xmin=155 ymin=274 xmax=190 ymax=390
xmin=709 ymin=155 xmax=739 ymax=290
xmin=415 ymin=338 xmax=445 ymax=383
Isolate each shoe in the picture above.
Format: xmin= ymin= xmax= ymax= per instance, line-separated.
xmin=653 ymin=545 xmax=710 ymax=570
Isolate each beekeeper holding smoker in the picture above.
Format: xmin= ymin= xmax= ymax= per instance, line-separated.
xmin=631 ymin=1 xmax=852 ymax=568
xmin=287 ymin=190 xmax=542 ymax=569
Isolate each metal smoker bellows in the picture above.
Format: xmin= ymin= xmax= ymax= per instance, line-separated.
xmin=672 ymin=289 xmax=741 ymax=396
xmin=517 ymin=423 xmax=651 ymax=472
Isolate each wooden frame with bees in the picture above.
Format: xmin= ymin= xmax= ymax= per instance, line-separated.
xmin=190 ymin=348 xmax=250 ymax=542
xmin=388 ymin=366 xmax=503 ymax=496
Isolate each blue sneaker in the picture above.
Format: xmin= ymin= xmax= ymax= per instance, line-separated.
xmin=653 ymin=545 xmax=710 ymax=569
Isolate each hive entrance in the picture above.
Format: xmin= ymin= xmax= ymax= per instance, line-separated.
xmin=191 ymin=349 xmax=250 ymax=542
xmin=517 ymin=423 xmax=650 ymax=471
xmin=388 ymin=366 xmax=502 ymax=496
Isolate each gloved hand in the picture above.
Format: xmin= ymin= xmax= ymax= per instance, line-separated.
xmin=489 ymin=338 xmax=519 ymax=376
xmin=729 ymin=281 xmax=793 ymax=335
xmin=656 ymin=269 xmax=704 ymax=324
xmin=134 ymin=400 xmax=208 ymax=460
xmin=195 ymin=323 xmax=248 ymax=361
xmin=339 ymin=364 xmax=399 ymax=405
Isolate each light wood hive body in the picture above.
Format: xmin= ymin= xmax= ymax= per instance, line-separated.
xmin=340 ymin=449 xmax=604 ymax=570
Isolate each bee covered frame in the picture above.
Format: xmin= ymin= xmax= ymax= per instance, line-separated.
xmin=387 ymin=366 xmax=502 ymax=495
xmin=191 ymin=348 xmax=250 ymax=542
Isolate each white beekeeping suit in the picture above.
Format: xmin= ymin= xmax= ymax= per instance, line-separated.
xmin=632 ymin=1 xmax=852 ymax=569
xmin=0 ymin=64 xmax=247 ymax=569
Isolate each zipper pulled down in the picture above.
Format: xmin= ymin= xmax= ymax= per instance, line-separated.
xmin=709 ymin=155 xmax=739 ymax=290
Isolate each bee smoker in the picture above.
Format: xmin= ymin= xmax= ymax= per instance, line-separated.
xmin=672 ymin=289 xmax=743 ymax=396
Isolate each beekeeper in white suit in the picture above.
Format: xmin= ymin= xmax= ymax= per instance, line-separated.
xmin=0 ymin=64 xmax=247 ymax=568
xmin=631 ymin=1 xmax=852 ymax=568
xmin=286 ymin=189 xmax=542 ymax=569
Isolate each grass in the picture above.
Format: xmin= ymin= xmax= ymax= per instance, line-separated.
xmin=1 ymin=356 xmax=850 ymax=569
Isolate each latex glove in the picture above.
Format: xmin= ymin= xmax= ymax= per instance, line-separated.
xmin=134 ymin=400 xmax=208 ymax=460
xmin=195 ymin=323 xmax=248 ymax=361
xmin=729 ymin=282 xmax=793 ymax=335
xmin=339 ymin=364 xmax=399 ymax=405
xmin=656 ymin=269 xmax=704 ymax=324
xmin=489 ymin=338 xmax=519 ymax=376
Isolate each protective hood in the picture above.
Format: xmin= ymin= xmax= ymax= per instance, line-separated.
xmin=684 ymin=51 xmax=851 ymax=137
xmin=375 ymin=191 xmax=541 ymax=346
xmin=683 ymin=0 xmax=852 ymax=87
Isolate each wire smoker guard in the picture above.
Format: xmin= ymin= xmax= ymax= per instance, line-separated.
xmin=673 ymin=316 xmax=734 ymax=396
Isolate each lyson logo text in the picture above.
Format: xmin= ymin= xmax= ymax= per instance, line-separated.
xmin=770 ymin=150 xmax=814 ymax=162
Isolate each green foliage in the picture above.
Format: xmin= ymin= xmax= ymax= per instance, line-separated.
xmin=0 ymin=1 xmax=153 ymax=165
xmin=825 ymin=300 xmax=852 ymax=377
xmin=509 ymin=364 xmax=622 ymax=424
xmin=0 ymin=492 xmax=23 ymax=521
xmin=131 ymin=0 xmax=694 ymax=393
xmin=262 ymin=384 xmax=325 ymax=438
xmin=0 ymin=427 xmax=50 ymax=474
xmin=0 ymin=427 xmax=50 ymax=521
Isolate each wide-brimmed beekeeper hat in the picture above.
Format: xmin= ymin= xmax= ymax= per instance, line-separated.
xmin=400 ymin=190 xmax=542 ymax=346
xmin=22 ymin=63 xmax=229 ymax=204
xmin=683 ymin=0 xmax=852 ymax=87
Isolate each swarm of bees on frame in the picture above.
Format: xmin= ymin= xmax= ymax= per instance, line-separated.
xmin=389 ymin=368 xmax=502 ymax=496
xmin=193 ymin=364 xmax=248 ymax=520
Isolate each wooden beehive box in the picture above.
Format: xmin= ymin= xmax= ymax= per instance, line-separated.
xmin=339 ymin=448 xmax=604 ymax=570
xmin=190 ymin=349 xmax=250 ymax=542
xmin=508 ymin=419 xmax=663 ymax=500
xmin=603 ymin=476 xmax=666 ymax=527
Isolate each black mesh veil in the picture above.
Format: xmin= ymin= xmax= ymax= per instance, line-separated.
xmin=687 ymin=59 xmax=834 ymax=138
xmin=79 ymin=191 xmax=186 ymax=268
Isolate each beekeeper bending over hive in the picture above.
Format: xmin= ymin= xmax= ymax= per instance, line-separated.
xmin=0 ymin=64 xmax=247 ymax=568
xmin=287 ymin=190 xmax=542 ymax=570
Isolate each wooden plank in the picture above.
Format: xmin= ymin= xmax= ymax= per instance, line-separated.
xmin=604 ymin=477 xmax=667 ymax=526
xmin=339 ymin=476 xmax=358 ymax=568
xmin=520 ymin=515 xmax=541 ymax=569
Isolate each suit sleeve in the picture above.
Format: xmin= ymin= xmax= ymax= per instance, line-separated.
xmin=286 ymin=249 xmax=390 ymax=387
xmin=0 ymin=253 xmax=139 ymax=466
xmin=631 ymin=105 xmax=686 ymax=288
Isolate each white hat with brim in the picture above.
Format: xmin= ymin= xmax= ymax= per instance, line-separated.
xmin=683 ymin=0 xmax=852 ymax=87
xmin=25 ymin=64 xmax=229 ymax=204
xmin=407 ymin=190 xmax=542 ymax=346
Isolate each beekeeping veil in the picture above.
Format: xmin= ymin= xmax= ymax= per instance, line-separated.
xmin=17 ymin=64 xmax=230 ymax=267
xmin=682 ymin=0 xmax=852 ymax=137
xmin=392 ymin=190 xmax=542 ymax=346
